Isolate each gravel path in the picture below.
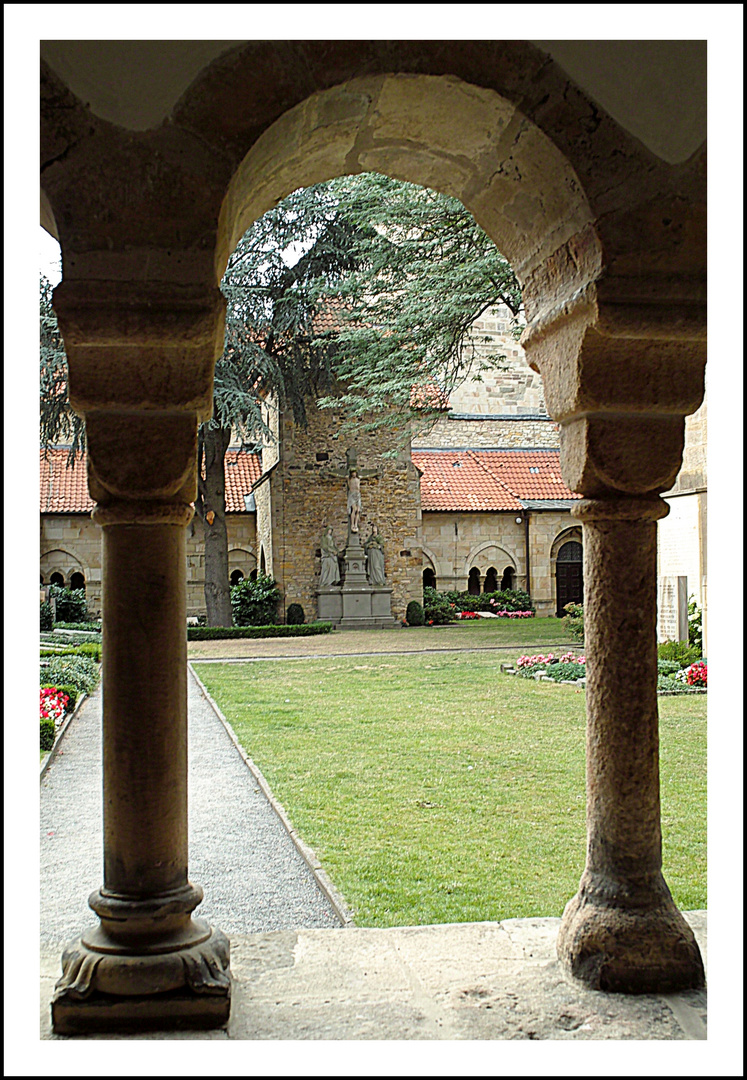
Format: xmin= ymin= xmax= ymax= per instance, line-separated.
xmin=40 ymin=673 xmax=341 ymax=948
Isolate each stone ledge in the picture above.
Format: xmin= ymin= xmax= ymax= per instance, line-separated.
xmin=40 ymin=912 xmax=707 ymax=1041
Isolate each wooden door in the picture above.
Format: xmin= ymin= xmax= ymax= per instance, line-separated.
xmin=556 ymin=541 xmax=583 ymax=616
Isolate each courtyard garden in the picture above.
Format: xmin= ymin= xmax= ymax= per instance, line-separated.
xmin=193 ymin=650 xmax=706 ymax=927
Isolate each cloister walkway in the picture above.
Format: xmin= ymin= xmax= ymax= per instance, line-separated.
xmin=40 ymin=636 xmax=707 ymax=1041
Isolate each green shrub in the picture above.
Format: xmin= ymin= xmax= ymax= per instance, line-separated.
xmin=230 ymin=572 xmax=282 ymax=626
xmin=54 ymin=621 xmax=101 ymax=632
xmin=405 ymin=600 xmax=425 ymax=626
xmin=658 ymin=640 xmax=701 ymax=667
xmin=40 ymin=642 xmax=101 ymax=661
xmin=562 ymin=602 xmax=584 ymax=643
xmin=441 ymin=588 xmax=534 ymax=614
xmin=48 ymin=585 xmax=88 ymax=624
xmin=657 ymin=659 xmax=682 ymax=677
xmin=41 ymin=683 xmax=79 ymax=711
xmin=539 ymin=661 xmax=586 ymax=682
xmin=40 ymin=717 xmax=55 ymax=751
xmin=40 ymin=655 xmax=100 ymax=695
xmin=40 ymin=601 xmax=53 ymax=631
xmin=188 ymin=623 xmax=333 ymax=641
xmin=688 ymin=596 xmax=703 ymax=652
xmin=423 ymin=587 xmax=458 ymax=625
xmin=286 ymin=603 xmax=306 ymax=625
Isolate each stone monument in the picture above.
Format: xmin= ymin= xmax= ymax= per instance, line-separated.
xmin=317 ymin=448 xmax=398 ymax=628
xmin=657 ymin=575 xmax=688 ymax=642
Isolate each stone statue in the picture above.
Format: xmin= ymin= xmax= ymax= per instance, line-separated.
xmin=347 ymin=470 xmax=362 ymax=534
xmin=364 ymin=524 xmax=386 ymax=586
xmin=319 ymin=527 xmax=341 ymax=586
xmin=319 ymin=447 xmax=379 ymax=536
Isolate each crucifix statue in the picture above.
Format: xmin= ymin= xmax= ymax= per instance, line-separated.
xmin=321 ymin=447 xmax=379 ymax=535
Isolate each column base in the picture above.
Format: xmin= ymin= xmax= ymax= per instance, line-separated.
xmin=557 ymin=883 xmax=705 ymax=994
xmin=51 ymin=922 xmax=231 ymax=1035
xmin=51 ymin=984 xmax=231 ymax=1036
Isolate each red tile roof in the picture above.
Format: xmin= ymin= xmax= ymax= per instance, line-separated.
xmin=40 ymin=448 xmax=93 ymax=513
xmin=412 ymin=449 xmax=580 ymax=511
xmin=41 ymin=447 xmax=577 ymax=516
xmin=224 ymin=448 xmax=262 ymax=510
xmin=40 ymin=447 xmax=262 ymax=514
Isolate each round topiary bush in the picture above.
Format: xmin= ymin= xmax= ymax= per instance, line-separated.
xmin=406 ymin=600 xmax=425 ymax=626
xmin=286 ymin=603 xmax=305 ymax=625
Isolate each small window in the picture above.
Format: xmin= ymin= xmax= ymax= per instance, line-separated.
xmin=230 ymin=569 xmax=244 ymax=586
xmin=70 ymin=572 xmax=85 ymax=592
xmin=50 ymin=572 xmax=65 ymax=587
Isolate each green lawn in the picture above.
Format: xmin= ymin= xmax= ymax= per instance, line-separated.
xmin=194 ymin=653 xmax=706 ymax=926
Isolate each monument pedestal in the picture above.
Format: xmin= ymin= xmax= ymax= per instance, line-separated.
xmin=317 ymin=532 xmax=398 ymax=629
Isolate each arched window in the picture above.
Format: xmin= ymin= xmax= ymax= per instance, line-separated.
xmin=500 ymin=566 xmax=515 ymax=590
xmin=70 ymin=571 xmax=85 ymax=592
xmin=50 ymin=572 xmax=65 ymax=587
xmin=249 ymin=568 xmax=258 ymax=581
xmin=230 ymin=569 xmax=244 ymax=587
xmin=423 ymin=567 xmax=436 ymax=590
xmin=483 ymin=566 xmax=498 ymax=593
xmin=468 ymin=567 xmax=481 ymax=596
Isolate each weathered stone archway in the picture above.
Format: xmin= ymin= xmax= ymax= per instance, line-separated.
xmin=41 ymin=40 xmax=705 ymax=1032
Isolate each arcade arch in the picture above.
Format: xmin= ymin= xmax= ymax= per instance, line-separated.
xmin=41 ymin=41 xmax=706 ymax=1029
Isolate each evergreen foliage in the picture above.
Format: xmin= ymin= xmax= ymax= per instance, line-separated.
xmin=40 ymin=173 xmax=522 ymax=624
xmin=230 ymin=572 xmax=282 ymax=626
xmin=405 ymin=600 xmax=425 ymax=626
xmin=286 ymin=603 xmax=306 ymax=625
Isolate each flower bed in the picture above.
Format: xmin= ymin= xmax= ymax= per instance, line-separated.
xmin=457 ymin=609 xmax=535 ymax=620
xmin=40 ymin=687 xmax=70 ymax=751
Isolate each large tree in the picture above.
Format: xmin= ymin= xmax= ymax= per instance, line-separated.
xmin=40 ymin=173 xmax=522 ymax=624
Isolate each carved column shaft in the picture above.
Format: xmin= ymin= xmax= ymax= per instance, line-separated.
xmin=100 ymin=516 xmax=190 ymax=899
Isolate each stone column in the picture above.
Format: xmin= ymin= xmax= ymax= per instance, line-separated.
xmin=556 ymin=495 xmax=705 ymax=991
xmin=522 ymin=283 xmax=706 ymax=992
xmin=49 ymin=281 xmax=231 ymax=1033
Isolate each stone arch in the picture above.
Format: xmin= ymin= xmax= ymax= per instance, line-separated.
xmin=228 ymin=546 xmax=257 ymax=578
xmin=462 ymin=542 xmax=517 ymax=582
xmin=551 ymin=526 xmax=583 ymax=564
xmin=215 ymin=68 xmax=601 ymax=313
xmin=40 ymin=548 xmax=86 ymax=587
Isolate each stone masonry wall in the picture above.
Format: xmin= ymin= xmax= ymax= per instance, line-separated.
xmin=41 ymin=512 xmax=257 ymax=618
xmin=414 ymin=415 xmax=560 ymax=449
xmin=267 ymin=400 xmax=422 ymax=622
xmin=421 ymin=508 xmax=577 ymax=616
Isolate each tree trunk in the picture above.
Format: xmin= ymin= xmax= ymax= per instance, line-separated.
xmin=197 ymin=424 xmax=233 ymax=627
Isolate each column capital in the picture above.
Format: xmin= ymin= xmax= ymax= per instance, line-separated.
xmin=53 ymin=278 xmax=225 ymax=420
xmin=86 ymin=410 xmax=199 ymax=514
xmin=522 ymin=286 xmax=705 ymax=500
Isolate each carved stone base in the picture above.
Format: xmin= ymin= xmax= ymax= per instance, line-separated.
xmin=52 ymin=986 xmax=231 ymax=1036
xmin=557 ymin=885 xmax=705 ymax=994
xmin=51 ymin=923 xmax=231 ymax=1034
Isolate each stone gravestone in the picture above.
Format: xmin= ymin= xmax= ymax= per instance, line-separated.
xmin=657 ymin=575 xmax=688 ymax=643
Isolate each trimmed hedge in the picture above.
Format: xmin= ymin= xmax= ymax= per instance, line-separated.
xmin=54 ymin=621 xmax=101 ymax=632
xmin=188 ymin=622 xmax=333 ymax=641
xmin=40 ymin=642 xmax=102 ymax=661
xmin=40 ymin=717 xmax=55 ymax=751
